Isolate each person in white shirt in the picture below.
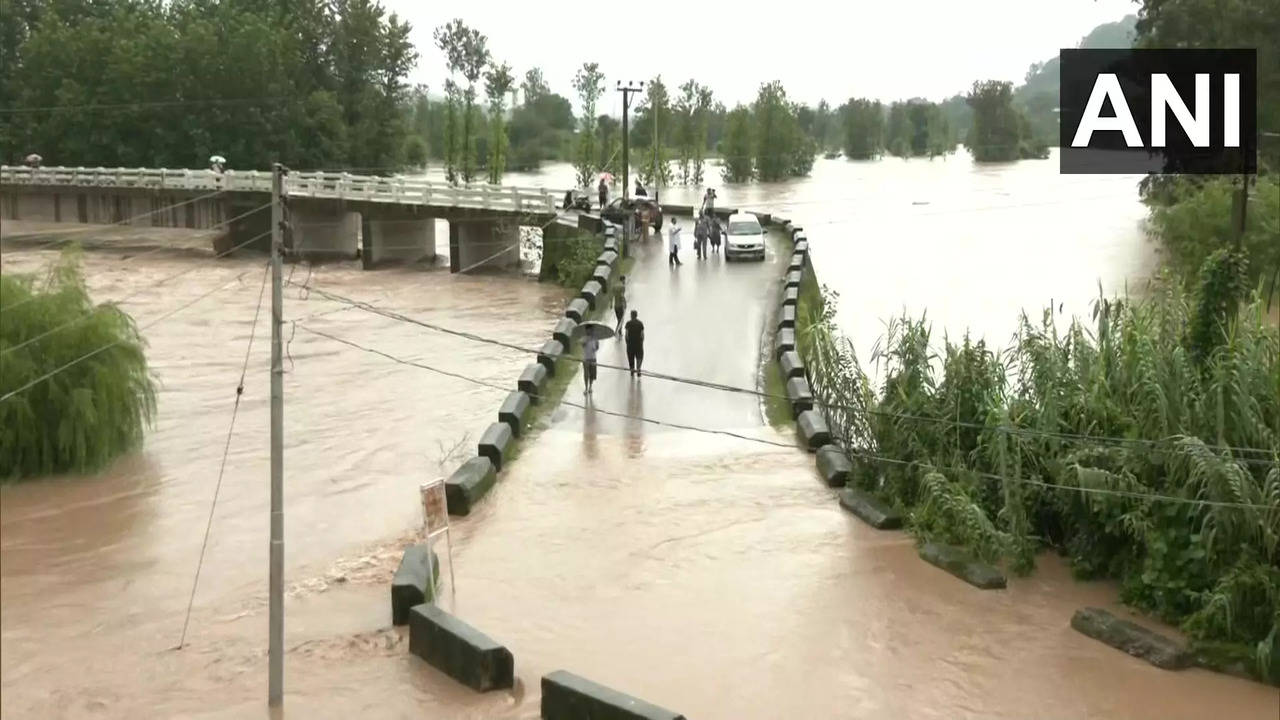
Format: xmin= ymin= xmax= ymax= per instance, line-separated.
xmin=582 ymin=334 xmax=600 ymax=394
xmin=668 ymin=217 xmax=683 ymax=266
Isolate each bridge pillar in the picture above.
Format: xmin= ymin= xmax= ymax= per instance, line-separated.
xmin=360 ymin=209 xmax=436 ymax=269
xmin=289 ymin=200 xmax=360 ymax=260
xmin=449 ymin=220 xmax=520 ymax=273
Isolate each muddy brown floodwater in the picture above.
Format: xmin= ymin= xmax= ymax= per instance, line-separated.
xmin=4 ymin=151 xmax=1278 ymax=719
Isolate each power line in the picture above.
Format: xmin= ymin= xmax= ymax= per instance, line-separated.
xmin=2 ymin=221 xmax=273 ymax=354
xmin=0 ymin=96 xmax=292 ymax=115
xmin=297 ymin=324 xmax=1278 ymax=513
xmin=175 ymin=260 xmax=270 ymax=651
xmin=287 ymin=281 xmax=1279 ymax=462
xmin=0 ymin=267 xmax=258 ymax=403
xmin=0 ymin=186 xmax=229 ymax=251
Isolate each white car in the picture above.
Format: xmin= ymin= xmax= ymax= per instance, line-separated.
xmin=724 ymin=211 xmax=766 ymax=261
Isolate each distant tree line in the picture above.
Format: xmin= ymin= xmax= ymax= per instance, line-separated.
xmin=14 ymin=7 xmax=1257 ymax=185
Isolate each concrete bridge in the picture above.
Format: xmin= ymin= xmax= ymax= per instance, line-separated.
xmin=0 ymin=165 xmax=560 ymax=271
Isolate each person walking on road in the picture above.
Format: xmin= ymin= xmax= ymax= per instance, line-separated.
xmin=582 ymin=333 xmax=599 ymax=395
xmin=709 ymin=217 xmax=722 ymax=254
xmin=668 ymin=218 xmax=683 ymax=266
xmin=624 ymin=310 xmax=645 ymax=378
xmin=613 ymin=276 xmax=627 ymax=334
xmin=694 ymin=216 xmax=708 ymax=260
xmin=598 ymin=177 xmax=609 ymax=211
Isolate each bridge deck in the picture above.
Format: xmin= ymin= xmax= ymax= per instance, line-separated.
xmin=0 ymin=166 xmax=557 ymax=218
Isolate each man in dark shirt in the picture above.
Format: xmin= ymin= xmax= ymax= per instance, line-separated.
xmin=624 ymin=310 xmax=644 ymax=378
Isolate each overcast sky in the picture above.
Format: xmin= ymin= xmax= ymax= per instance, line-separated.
xmin=385 ymin=0 xmax=1139 ymax=111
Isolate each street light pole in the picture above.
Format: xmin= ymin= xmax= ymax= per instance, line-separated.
xmin=617 ymin=81 xmax=643 ymax=204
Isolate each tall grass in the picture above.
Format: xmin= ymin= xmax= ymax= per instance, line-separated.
xmin=1 ymin=250 xmax=156 ymax=480
xmin=799 ymin=271 xmax=1280 ymax=681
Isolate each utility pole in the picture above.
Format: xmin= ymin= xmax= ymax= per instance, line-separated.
xmin=1232 ymin=172 xmax=1249 ymax=250
xmin=654 ymin=100 xmax=660 ymax=204
xmin=617 ymin=80 xmax=644 ymax=203
xmin=268 ymin=162 xmax=286 ymax=708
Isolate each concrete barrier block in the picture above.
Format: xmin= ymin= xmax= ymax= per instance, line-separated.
xmin=591 ymin=265 xmax=610 ymax=291
xmin=391 ymin=544 xmax=441 ymax=625
xmin=919 ymin=542 xmax=1007 ymax=589
xmin=794 ymin=239 xmax=809 ymax=257
xmin=790 ymin=226 xmax=804 ymax=240
xmin=786 ymin=376 xmax=814 ymax=417
xmin=787 ymin=253 xmax=804 ymax=272
xmin=542 ymin=670 xmax=685 ymax=720
xmin=581 ymin=280 xmax=603 ymax=309
xmin=604 ymin=224 xmax=617 ymax=238
xmin=782 ymin=286 xmax=799 ymax=307
xmin=779 ymin=350 xmax=805 ymax=380
xmin=499 ymin=391 xmax=531 ymax=435
xmin=776 ymin=327 xmax=796 ymax=357
xmin=538 ymin=339 xmax=565 ymax=374
xmin=596 ymin=251 xmax=617 ymax=269
xmin=518 ymin=363 xmax=548 ymax=399
xmin=1070 ymin=607 xmax=1191 ymax=670
xmin=446 ymin=456 xmax=497 ymax=516
xmin=603 ymin=236 xmax=619 ymax=253
xmin=815 ymin=444 xmax=851 ymax=487
xmin=838 ymin=487 xmax=904 ymax=529
xmin=565 ymin=298 xmax=590 ymax=323
xmin=478 ymin=422 xmax=513 ymax=470
xmin=552 ymin=319 xmax=577 ymax=348
xmin=409 ymin=604 xmax=514 ymax=692
xmin=796 ymin=410 xmax=831 ymax=451
xmin=785 ymin=269 xmax=802 ymax=288
xmin=778 ymin=305 xmax=796 ymax=330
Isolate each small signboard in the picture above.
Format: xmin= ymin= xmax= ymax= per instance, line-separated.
xmin=419 ymin=477 xmax=455 ymax=606
xmin=420 ymin=478 xmax=449 ymax=540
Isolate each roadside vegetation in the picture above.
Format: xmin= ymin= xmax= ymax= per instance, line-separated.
xmin=0 ymin=250 xmax=157 ymax=480
xmin=797 ymin=259 xmax=1280 ymax=682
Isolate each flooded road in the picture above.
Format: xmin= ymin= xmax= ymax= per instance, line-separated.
xmin=2 ymin=152 xmax=1276 ymax=719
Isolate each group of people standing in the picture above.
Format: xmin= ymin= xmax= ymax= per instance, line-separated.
xmin=667 ymin=188 xmax=724 ymax=265
xmin=582 ymin=276 xmax=645 ymax=395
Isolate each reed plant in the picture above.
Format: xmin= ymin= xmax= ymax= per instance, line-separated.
xmin=1 ymin=250 xmax=156 ymax=480
xmin=798 ymin=264 xmax=1280 ymax=681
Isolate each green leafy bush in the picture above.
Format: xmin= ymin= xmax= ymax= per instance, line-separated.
xmin=1 ymin=251 xmax=156 ymax=480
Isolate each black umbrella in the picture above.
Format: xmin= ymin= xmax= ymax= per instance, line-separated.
xmin=572 ymin=321 xmax=615 ymax=341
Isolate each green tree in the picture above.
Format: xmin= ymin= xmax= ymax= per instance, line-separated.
xmin=433 ymin=19 xmax=490 ymax=183
xmin=840 ymin=98 xmax=885 ymax=159
xmin=404 ymin=135 xmax=428 ymax=168
xmin=442 ymin=80 xmax=462 ymax=182
xmin=1136 ymin=0 xmax=1278 ymax=171
xmin=484 ymin=61 xmax=514 ymax=183
xmin=2 ymin=0 xmax=417 ymax=170
xmin=572 ymin=62 xmax=605 ymax=188
xmin=965 ymin=80 xmax=1024 ymax=162
xmin=720 ymin=106 xmax=753 ymax=182
xmin=520 ymin=67 xmax=550 ymax=103
xmin=1 ymin=250 xmax=157 ymax=479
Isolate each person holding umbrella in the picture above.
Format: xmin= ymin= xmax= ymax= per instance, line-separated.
xmin=573 ymin=320 xmax=615 ymax=395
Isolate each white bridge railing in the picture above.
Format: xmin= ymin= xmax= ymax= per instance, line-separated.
xmin=0 ymin=166 xmax=558 ymax=215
